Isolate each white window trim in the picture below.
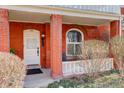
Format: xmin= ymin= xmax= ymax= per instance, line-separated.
xmin=66 ymin=28 xmax=84 ymax=56
xmin=121 ymin=18 xmax=124 ymax=31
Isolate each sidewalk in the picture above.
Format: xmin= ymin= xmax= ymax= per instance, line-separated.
xmin=24 ymin=69 xmax=60 ymax=88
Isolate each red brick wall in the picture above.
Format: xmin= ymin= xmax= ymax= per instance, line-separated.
xmin=0 ymin=9 xmax=9 ymax=52
xmin=50 ymin=15 xmax=62 ymax=77
xmin=45 ymin=23 xmax=51 ymax=68
xmin=110 ymin=20 xmax=119 ymax=38
xmin=10 ymin=22 xmax=118 ymax=68
xmin=121 ymin=7 xmax=124 ymax=15
xmin=62 ymin=24 xmax=100 ymax=54
xmin=10 ymin=22 xmax=46 ymax=67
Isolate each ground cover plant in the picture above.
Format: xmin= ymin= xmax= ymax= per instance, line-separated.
xmin=48 ymin=70 xmax=123 ymax=88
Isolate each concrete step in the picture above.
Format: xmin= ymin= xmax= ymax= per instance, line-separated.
xmin=26 ymin=64 xmax=41 ymax=69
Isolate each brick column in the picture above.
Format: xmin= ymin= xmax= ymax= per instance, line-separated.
xmin=110 ymin=20 xmax=119 ymax=38
xmin=45 ymin=23 xmax=51 ymax=68
xmin=97 ymin=24 xmax=110 ymax=42
xmin=0 ymin=9 xmax=9 ymax=52
xmin=50 ymin=14 xmax=62 ymax=78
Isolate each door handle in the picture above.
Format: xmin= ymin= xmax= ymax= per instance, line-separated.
xmin=37 ymin=47 xmax=39 ymax=56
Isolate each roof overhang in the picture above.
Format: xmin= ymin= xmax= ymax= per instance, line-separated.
xmin=0 ymin=5 xmax=121 ymax=20
xmin=8 ymin=9 xmax=112 ymax=26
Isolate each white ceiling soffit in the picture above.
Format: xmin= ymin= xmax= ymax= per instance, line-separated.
xmin=9 ymin=10 xmax=111 ymax=26
xmin=0 ymin=5 xmax=121 ymax=20
xmin=9 ymin=10 xmax=50 ymax=23
xmin=63 ymin=16 xmax=111 ymax=26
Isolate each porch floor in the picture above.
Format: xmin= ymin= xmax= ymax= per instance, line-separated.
xmin=23 ymin=69 xmax=61 ymax=88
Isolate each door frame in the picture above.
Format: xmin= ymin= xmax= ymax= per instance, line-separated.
xmin=23 ymin=29 xmax=41 ymax=65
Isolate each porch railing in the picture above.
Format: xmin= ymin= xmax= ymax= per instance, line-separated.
xmin=62 ymin=58 xmax=113 ymax=76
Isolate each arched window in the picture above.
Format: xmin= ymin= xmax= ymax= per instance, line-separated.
xmin=66 ymin=29 xmax=83 ymax=56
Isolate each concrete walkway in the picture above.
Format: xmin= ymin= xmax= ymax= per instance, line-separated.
xmin=24 ymin=69 xmax=60 ymax=88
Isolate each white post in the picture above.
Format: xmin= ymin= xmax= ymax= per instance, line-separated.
xmin=119 ymin=17 xmax=122 ymax=37
xmin=108 ymin=23 xmax=110 ymax=43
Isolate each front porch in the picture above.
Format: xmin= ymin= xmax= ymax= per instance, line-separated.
xmin=24 ymin=68 xmax=61 ymax=88
xmin=0 ymin=6 xmax=121 ymax=78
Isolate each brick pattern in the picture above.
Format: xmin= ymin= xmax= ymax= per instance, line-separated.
xmin=62 ymin=24 xmax=102 ymax=55
xmin=121 ymin=7 xmax=124 ymax=15
xmin=10 ymin=22 xmax=104 ymax=69
xmin=50 ymin=15 xmax=62 ymax=78
xmin=10 ymin=21 xmax=119 ymax=69
xmin=97 ymin=24 xmax=110 ymax=41
xmin=9 ymin=22 xmax=46 ymax=67
xmin=110 ymin=20 xmax=119 ymax=38
xmin=45 ymin=23 xmax=51 ymax=68
xmin=9 ymin=20 xmax=119 ymax=79
xmin=0 ymin=9 xmax=9 ymax=52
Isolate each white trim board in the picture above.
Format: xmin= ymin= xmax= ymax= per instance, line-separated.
xmin=9 ymin=20 xmax=110 ymax=26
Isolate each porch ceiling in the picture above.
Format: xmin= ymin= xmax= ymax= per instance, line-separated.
xmin=9 ymin=10 xmax=112 ymax=26
xmin=9 ymin=10 xmax=50 ymax=23
xmin=63 ymin=16 xmax=111 ymax=26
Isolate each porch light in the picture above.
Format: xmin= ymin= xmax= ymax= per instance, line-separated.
xmin=41 ymin=33 xmax=45 ymax=38
xmin=41 ymin=33 xmax=45 ymax=47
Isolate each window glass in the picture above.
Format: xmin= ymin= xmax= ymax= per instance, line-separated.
xmin=26 ymin=38 xmax=37 ymax=49
xmin=67 ymin=30 xmax=83 ymax=56
xmin=75 ymin=44 xmax=82 ymax=55
xmin=67 ymin=44 xmax=75 ymax=55
xmin=67 ymin=31 xmax=82 ymax=42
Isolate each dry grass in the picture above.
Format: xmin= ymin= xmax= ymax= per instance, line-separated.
xmin=0 ymin=52 xmax=26 ymax=88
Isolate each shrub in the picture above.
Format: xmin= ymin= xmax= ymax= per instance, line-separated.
xmin=0 ymin=52 xmax=26 ymax=88
xmin=82 ymin=40 xmax=109 ymax=59
xmin=48 ymin=70 xmax=123 ymax=88
xmin=109 ymin=69 xmax=120 ymax=74
xmin=48 ymin=81 xmax=60 ymax=88
xmin=48 ymin=79 xmax=80 ymax=88
xmin=81 ymin=75 xmax=95 ymax=83
xmin=81 ymin=74 xmax=124 ymax=88
xmin=48 ymin=74 xmax=96 ymax=88
xmin=80 ymin=40 xmax=109 ymax=78
xmin=110 ymin=35 xmax=124 ymax=75
xmin=111 ymin=35 xmax=124 ymax=58
xmin=10 ymin=48 xmax=16 ymax=54
xmin=100 ymin=31 xmax=110 ymax=43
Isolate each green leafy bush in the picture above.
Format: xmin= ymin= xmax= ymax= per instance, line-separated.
xmin=48 ymin=75 xmax=94 ymax=88
xmin=0 ymin=52 xmax=26 ymax=88
xmin=48 ymin=81 xmax=60 ymax=88
xmin=48 ymin=70 xmax=120 ymax=88
xmin=109 ymin=69 xmax=120 ymax=74
xmin=48 ymin=79 xmax=80 ymax=88
xmin=10 ymin=48 xmax=16 ymax=54
xmin=81 ymin=75 xmax=95 ymax=83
